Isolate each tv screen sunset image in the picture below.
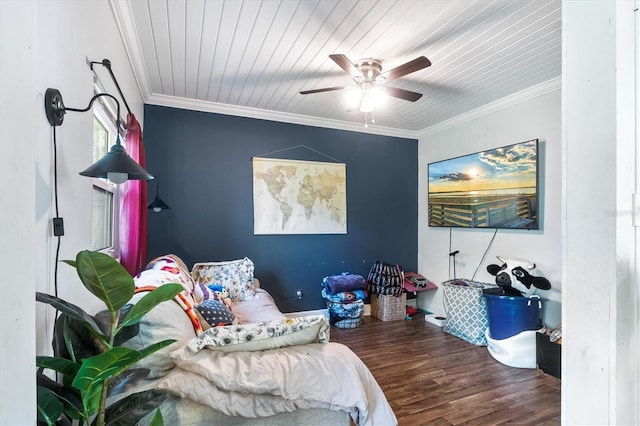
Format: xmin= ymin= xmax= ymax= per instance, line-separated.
xmin=428 ymin=139 xmax=538 ymax=229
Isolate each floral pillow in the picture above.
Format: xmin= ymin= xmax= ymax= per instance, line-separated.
xmin=187 ymin=315 xmax=330 ymax=354
xmin=191 ymin=258 xmax=256 ymax=301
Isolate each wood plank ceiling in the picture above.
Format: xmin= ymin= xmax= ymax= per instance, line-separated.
xmin=113 ymin=0 xmax=561 ymax=135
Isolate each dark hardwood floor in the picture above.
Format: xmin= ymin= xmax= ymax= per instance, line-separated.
xmin=330 ymin=313 xmax=561 ymax=426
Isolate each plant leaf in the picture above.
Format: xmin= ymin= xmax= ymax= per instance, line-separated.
xmin=95 ymin=304 xmax=139 ymax=346
xmin=54 ymin=314 xmax=108 ymax=363
xmin=36 ymin=356 xmax=80 ymax=379
xmin=93 ymin=307 xmax=118 ymax=337
xmin=37 ymin=386 xmax=64 ymax=426
xmin=72 ymin=347 xmax=142 ymax=393
xmin=60 ymin=315 xmax=77 ymax=365
xmin=112 ymin=321 xmax=140 ymax=347
xmin=81 ymin=381 xmax=103 ymax=419
xmin=37 ymin=370 xmax=83 ymax=418
xmin=150 ymin=407 xmax=164 ymax=426
xmin=73 ymin=341 xmax=177 ymax=397
xmin=102 ymin=390 xmax=168 ymax=426
xmin=73 ymin=250 xmax=134 ymax=312
xmin=107 ymin=368 xmax=150 ymax=397
xmin=55 ymin=415 xmax=74 ymax=426
xmin=137 ymin=339 xmax=177 ymax=359
xmin=36 ymin=293 xmax=104 ymax=339
xmin=118 ymin=284 xmax=183 ymax=329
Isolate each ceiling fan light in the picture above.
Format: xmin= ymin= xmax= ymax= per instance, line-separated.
xmin=359 ymin=90 xmax=374 ymax=112
xmin=345 ymin=87 xmax=363 ymax=109
xmin=370 ymin=87 xmax=387 ymax=107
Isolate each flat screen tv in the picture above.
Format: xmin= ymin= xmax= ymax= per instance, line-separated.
xmin=428 ymin=139 xmax=539 ymax=229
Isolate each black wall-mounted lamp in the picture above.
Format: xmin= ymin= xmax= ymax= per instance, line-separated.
xmin=44 ymin=88 xmax=153 ymax=184
xmin=147 ymin=178 xmax=171 ymax=212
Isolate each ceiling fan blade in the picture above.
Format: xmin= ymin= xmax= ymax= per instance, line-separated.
xmin=385 ymin=87 xmax=423 ymax=102
xmin=329 ymin=54 xmax=362 ymax=78
xmin=380 ymin=56 xmax=431 ymax=82
xmin=300 ymin=86 xmax=346 ymax=95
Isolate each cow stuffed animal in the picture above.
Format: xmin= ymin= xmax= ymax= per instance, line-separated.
xmin=486 ymin=256 xmax=551 ymax=297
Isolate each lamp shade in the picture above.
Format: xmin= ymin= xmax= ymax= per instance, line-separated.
xmin=80 ymin=141 xmax=153 ymax=182
xmin=147 ymin=177 xmax=171 ymax=211
xmin=147 ymin=195 xmax=171 ymax=212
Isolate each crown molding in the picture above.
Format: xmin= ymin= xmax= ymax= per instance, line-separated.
xmin=418 ymin=77 xmax=561 ymax=138
xmin=146 ymin=93 xmax=420 ymax=139
xmin=109 ymin=0 xmax=152 ymax=101
xmin=143 ymin=77 xmax=559 ymax=140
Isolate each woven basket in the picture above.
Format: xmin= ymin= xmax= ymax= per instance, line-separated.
xmin=371 ymin=293 xmax=407 ymax=321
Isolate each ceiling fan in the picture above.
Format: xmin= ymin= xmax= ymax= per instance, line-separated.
xmin=300 ymin=54 xmax=431 ymax=113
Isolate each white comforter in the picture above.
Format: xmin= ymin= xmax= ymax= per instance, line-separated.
xmin=156 ymin=342 xmax=397 ymax=426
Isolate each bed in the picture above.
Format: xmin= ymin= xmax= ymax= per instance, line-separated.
xmin=115 ymin=255 xmax=397 ymax=426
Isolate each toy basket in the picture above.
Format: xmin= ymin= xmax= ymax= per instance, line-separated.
xmin=442 ymin=279 xmax=498 ymax=346
xmin=371 ymin=293 xmax=407 ymax=321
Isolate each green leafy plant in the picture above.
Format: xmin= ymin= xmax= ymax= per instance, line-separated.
xmin=36 ymin=250 xmax=183 ymax=426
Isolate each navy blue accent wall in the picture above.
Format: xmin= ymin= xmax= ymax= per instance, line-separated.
xmin=144 ymin=105 xmax=418 ymax=312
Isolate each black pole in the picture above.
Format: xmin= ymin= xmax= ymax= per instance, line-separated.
xmin=90 ymin=58 xmax=132 ymax=116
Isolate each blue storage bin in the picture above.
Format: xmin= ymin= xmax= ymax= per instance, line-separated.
xmin=483 ymin=294 xmax=542 ymax=340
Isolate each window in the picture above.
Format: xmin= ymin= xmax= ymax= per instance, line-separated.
xmin=91 ymin=185 xmax=113 ymax=250
xmin=90 ymin=90 xmax=124 ymax=254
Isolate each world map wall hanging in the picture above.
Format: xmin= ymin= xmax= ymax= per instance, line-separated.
xmin=252 ymin=157 xmax=347 ymax=235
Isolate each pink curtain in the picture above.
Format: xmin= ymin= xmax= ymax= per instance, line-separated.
xmin=120 ymin=112 xmax=148 ymax=276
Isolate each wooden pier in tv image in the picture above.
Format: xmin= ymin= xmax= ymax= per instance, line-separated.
xmin=428 ymin=193 xmax=537 ymax=228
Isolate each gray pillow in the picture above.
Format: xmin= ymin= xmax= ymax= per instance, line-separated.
xmin=122 ymin=293 xmax=197 ymax=378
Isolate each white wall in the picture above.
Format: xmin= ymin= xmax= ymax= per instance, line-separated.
xmin=1 ymin=2 xmax=37 ymax=424
xmin=0 ymin=1 xmax=143 ymax=424
xmin=563 ymin=1 xmax=638 ymax=424
xmin=417 ymin=89 xmax=562 ymax=328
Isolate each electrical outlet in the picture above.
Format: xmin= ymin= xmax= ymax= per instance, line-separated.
xmin=295 ymin=289 xmax=303 ymax=299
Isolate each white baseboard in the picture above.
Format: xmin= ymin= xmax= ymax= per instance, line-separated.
xmin=288 ymin=298 xmax=416 ymax=319
xmin=286 ymin=305 xmax=374 ymax=318
xmin=285 ymin=308 xmax=329 ymax=319
xmin=286 ymin=307 xmax=446 ymax=326
xmin=287 ymin=298 xmax=417 ymax=319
